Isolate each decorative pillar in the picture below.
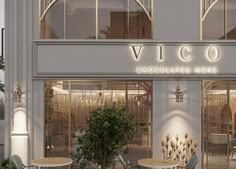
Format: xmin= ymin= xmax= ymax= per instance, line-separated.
xmin=11 ymin=105 xmax=28 ymax=165
xmin=5 ymin=0 xmax=34 ymax=165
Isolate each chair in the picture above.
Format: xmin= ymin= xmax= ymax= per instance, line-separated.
xmin=231 ymin=139 xmax=236 ymax=159
xmin=10 ymin=155 xmax=36 ymax=169
xmin=117 ymin=153 xmax=140 ymax=169
xmin=178 ymin=155 xmax=198 ymax=169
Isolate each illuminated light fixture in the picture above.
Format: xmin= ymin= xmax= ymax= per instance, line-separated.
xmin=14 ymin=85 xmax=23 ymax=103
xmin=175 ymin=87 xmax=183 ymax=103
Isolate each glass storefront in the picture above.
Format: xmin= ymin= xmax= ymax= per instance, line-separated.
xmin=44 ymin=80 xmax=152 ymax=168
xmin=202 ymin=80 xmax=236 ymax=169
xmin=202 ymin=0 xmax=236 ymax=39
xmin=40 ymin=0 xmax=152 ymax=39
xmin=43 ymin=79 xmax=236 ymax=169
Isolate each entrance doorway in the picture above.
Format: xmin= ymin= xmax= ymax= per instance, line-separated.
xmin=202 ymin=80 xmax=236 ymax=169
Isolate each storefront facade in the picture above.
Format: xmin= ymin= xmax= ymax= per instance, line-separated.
xmin=4 ymin=1 xmax=236 ymax=169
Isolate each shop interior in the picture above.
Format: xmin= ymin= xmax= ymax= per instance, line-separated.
xmin=44 ymin=80 xmax=152 ymax=168
xmin=44 ymin=80 xmax=236 ymax=169
xmin=203 ymin=80 xmax=236 ymax=169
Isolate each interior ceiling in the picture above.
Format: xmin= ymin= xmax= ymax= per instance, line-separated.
xmin=46 ymin=80 xmax=151 ymax=92
xmin=203 ymin=80 xmax=236 ymax=90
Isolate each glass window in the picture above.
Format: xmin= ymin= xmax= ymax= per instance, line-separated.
xmin=202 ymin=0 xmax=225 ymax=39
xmin=202 ymin=80 xmax=236 ymax=169
xmin=40 ymin=0 xmax=152 ymax=39
xmin=45 ymin=80 xmax=152 ymax=167
xmin=40 ymin=0 xmax=65 ymax=39
xmin=202 ymin=0 xmax=236 ymax=40
xmin=128 ymin=0 xmax=152 ymax=39
xmin=226 ymin=0 xmax=236 ymax=39
xmin=98 ymin=0 xmax=128 ymax=39
xmin=66 ymin=0 xmax=96 ymax=39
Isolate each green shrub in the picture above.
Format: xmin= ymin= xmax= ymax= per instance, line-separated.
xmin=74 ymin=106 xmax=136 ymax=169
xmin=0 ymin=158 xmax=16 ymax=169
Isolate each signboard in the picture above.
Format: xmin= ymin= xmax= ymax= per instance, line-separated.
xmin=33 ymin=41 xmax=236 ymax=78
xmin=131 ymin=45 xmax=220 ymax=74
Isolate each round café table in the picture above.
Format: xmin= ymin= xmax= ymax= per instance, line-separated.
xmin=32 ymin=157 xmax=73 ymax=169
xmin=138 ymin=158 xmax=179 ymax=169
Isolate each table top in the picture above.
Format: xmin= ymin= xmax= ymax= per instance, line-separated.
xmin=138 ymin=158 xmax=179 ymax=168
xmin=32 ymin=157 xmax=73 ymax=167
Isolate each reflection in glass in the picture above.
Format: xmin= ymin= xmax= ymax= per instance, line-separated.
xmin=202 ymin=0 xmax=236 ymax=40
xmin=40 ymin=0 xmax=152 ymax=39
xmin=98 ymin=0 xmax=128 ymax=39
xmin=202 ymin=81 xmax=228 ymax=169
xmin=40 ymin=0 xmax=64 ymax=39
xmin=201 ymin=81 xmax=236 ymax=169
xmin=66 ymin=0 xmax=96 ymax=39
xmin=98 ymin=0 xmax=152 ymax=39
xmin=45 ymin=80 xmax=152 ymax=167
xmin=128 ymin=0 xmax=151 ymax=39
xmin=202 ymin=0 xmax=225 ymax=40
xmin=226 ymin=0 xmax=236 ymax=39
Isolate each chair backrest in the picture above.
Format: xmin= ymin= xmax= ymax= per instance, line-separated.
xmin=10 ymin=155 xmax=24 ymax=169
xmin=231 ymin=139 xmax=236 ymax=148
xmin=187 ymin=155 xmax=198 ymax=169
xmin=118 ymin=153 xmax=127 ymax=169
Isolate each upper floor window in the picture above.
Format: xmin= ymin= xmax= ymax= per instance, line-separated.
xmin=40 ymin=0 xmax=152 ymax=39
xmin=202 ymin=0 xmax=236 ymax=40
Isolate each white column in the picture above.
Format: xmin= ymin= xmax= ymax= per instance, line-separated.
xmin=11 ymin=106 xmax=28 ymax=164
xmin=5 ymin=0 xmax=34 ymax=165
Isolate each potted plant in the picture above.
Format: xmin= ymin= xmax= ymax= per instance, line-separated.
xmin=73 ymin=106 xmax=136 ymax=169
xmin=0 ymin=158 xmax=16 ymax=169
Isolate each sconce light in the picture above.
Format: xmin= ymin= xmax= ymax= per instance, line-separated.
xmin=175 ymin=87 xmax=183 ymax=102
xmin=14 ymin=85 xmax=22 ymax=103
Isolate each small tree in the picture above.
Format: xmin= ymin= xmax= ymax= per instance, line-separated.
xmin=0 ymin=158 xmax=16 ymax=169
xmin=75 ymin=106 xmax=136 ymax=169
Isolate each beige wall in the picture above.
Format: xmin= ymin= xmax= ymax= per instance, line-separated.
xmin=152 ymin=80 xmax=202 ymax=169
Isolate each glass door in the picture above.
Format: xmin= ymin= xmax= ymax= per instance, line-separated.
xmin=45 ymin=81 xmax=71 ymax=157
xmin=229 ymin=81 xmax=236 ymax=169
xmin=202 ymin=80 xmax=236 ymax=169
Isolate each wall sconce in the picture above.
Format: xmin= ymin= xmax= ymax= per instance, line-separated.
xmin=175 ymin=87 xmax=183 ymax=102
xmin=14 ymin=85 xmax=22 ymax=103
